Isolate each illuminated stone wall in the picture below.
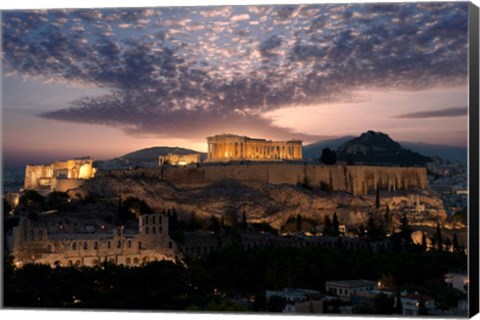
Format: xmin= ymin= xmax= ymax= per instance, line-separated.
xmin=206 ymin=134 xmax=302 ymax=162
xmin=97 ymin=164 xmax=427 ymax=196
xmin=24 ymin=159 xmax=96 ymax=192
xmin=12 ymin=214 xmax=176 ymax=267
xmin=159 ymin=164 xmax=427 ymax=195
xmin=159 ymin=153 xmax=201 ymax=166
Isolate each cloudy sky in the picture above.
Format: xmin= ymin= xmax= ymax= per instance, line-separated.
xmin=1 ymin=1 xmax=470 ymax=166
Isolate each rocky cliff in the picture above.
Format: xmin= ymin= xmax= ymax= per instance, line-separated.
xmin=75 ymin=164 xmax=444 ymax=229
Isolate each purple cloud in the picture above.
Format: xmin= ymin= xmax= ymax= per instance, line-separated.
xmin=395 ymin=106 xmax=468 ymax=119
xmin=1 ymin=3 xmax=469 ymax=138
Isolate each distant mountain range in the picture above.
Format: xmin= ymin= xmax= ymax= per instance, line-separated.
xmin=304 ymin=132 xmax=467 ymax=165
xmin=398 ymin=142 xmax=467 ymax=165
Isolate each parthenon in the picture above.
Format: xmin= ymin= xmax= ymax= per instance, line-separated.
xmin=206 ymin=134 xmax=302 ymax=162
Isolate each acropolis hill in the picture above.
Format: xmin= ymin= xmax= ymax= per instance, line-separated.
xmin=18 ymin=133 xmax=444 ymax=230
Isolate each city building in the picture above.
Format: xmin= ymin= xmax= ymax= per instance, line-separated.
xmin=325 ymin=280 xmax=376 ymax=301
xmin=445 ymin=273 xmax=469 ymax=294
xmin=24 ymin=158 xmax=96 ymax=193
xmin=266 ymin=288 xmax=321 ymax=313
xmin=206 ymin=133 xmax=302 ymax=162
xmin=399 ymin=292 xmax=435 ymax=316
xmin=159 ymin=153 xmax=201 ymax=166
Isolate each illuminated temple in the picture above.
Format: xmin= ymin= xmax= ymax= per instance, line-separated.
xmin=206 ymin=134 xmax=302 ymax=162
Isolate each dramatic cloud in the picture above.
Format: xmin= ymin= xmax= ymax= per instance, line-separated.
xmin=395 ymin=106 xmax=468 ymax=119
xmin=1 ymin=3 xmax=469 ymax=138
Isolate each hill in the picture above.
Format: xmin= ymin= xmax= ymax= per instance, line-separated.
xmin=336 ymin=131 xmax=431 ymax=166
xmin=399 ymin=142 xmax=467 ymax=165
xmin=98 ymin=147 xmax=206 ymax=169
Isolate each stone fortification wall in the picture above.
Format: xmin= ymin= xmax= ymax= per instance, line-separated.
xmin=24 ymin=165 xmax=52 ymax=189
xmin=201 ymin=164 xmax=426 ymax=195
xmin=96 ymin=164 xmax=426 ymax=195
xmin=51 ymin=179 xmax=87 ymax=193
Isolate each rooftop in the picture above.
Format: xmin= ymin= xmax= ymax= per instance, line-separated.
xmin=325 ymin=279 xmax=376 ymax=288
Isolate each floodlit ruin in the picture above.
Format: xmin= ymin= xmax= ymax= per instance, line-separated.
xmin=12 ymin=214 xmax=176 ymax=267
xmin=24 ymin=158 xmax=96 ymax=192
xmin=159 ymin=153 xmax=201 ymax=166
xmin=206 ymin=133 xmax=302 ymax=162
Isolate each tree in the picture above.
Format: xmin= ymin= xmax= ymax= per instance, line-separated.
xmin=375 ymin=185 xmax=380 ymax=209
xmin=241 ymin=210 xmax=248 ymax=229
xmin=3 ymin=199 xmax=12 ymax=214
xmin=374 ymin=293 xmax=394 ymax=314
xmin=323 ymin=215 xmax=332 ymax=236
xmin=320 ymin=148 xmax=337 ymax=165
xmin=367 ymin=215 xmax=376 ymax=239
xmin=399 ymin=213 xmax=411 ymax=240
xmin=394 ymin=292 xmax=403 ymax=314
xmin=452 ymin=233 xmax=460 ymax=253
xmin=332 ymin=212 xmax=340 ymax=236
xmin=296 ymin=214 xmax=303 ymax=232
xmin=122 ymin=197 xmax=153 ymax=217
xmin=266 ymin=295 xmax=286 ymax=312
xmin=384 ymin=205 xmax=393 ymax=234
xmin=357 ymin=224 xmax=366 ymax=238
xmin=421 ymin=232 xmax=427 ymax=252
xmin=435 ymin=222 xmax=443 ymax=251
xmin=169 ymin=209 xmax=178 ymax=231
xmin=187 ymin=212 xmax=202 ymax=231
xmin=418 ymin=297 xmax=428 ymax=315
xmin=19 ymin=190 xmax=45 ymax=211
xmin=208 ymin=216 xmax=221 ymax=233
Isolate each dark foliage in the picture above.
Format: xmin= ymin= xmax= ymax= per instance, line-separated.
xmin=320 ymin=147 xmax=337 ymax=165
xmin=4 ymin=244 xmax=466 ymax=311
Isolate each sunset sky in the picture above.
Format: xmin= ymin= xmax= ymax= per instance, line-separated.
xmin=1 ymin=1 xmax=470 ymax=166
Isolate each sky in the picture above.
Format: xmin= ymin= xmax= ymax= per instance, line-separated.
xmin=1 ymin=1 xmax=470 ymax=166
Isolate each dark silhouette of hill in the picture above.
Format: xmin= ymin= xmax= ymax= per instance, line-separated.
xmin=336 ymin=131 xmax=431 ymax=166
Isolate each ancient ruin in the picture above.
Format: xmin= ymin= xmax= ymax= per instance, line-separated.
xmin=159 ymin=153 xmax=201 ymax=166
xmin=24 ymin=158 xmax=96 ymax=193
xmin=206 ymin=133 xmax=302 ymax=162
xmin=12 ymin=213 xmax=176 ymax=267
